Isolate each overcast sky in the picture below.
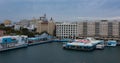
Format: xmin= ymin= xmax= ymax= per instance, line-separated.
xmin=0 ymin=0 xmax=120 ymax=22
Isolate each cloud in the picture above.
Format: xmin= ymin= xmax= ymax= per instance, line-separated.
xmin=0 ymin=0 xmax=120 ymax=21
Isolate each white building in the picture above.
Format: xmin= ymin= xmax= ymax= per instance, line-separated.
xmin=56 ymin=22 xmax=78 ymax=38
xmin=15 ymin=19 xmax=37 ymax=31
xmin=14 ymin=24 xmax=21 ymax=30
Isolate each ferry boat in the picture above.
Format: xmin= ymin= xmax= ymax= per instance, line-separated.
xmin=0 ymin=35 xmax=28 ymax=52
xmin=63 ymin=37 xmax=104 ymax=51
xmin=106 ymin=40 xmax=117 ymax=47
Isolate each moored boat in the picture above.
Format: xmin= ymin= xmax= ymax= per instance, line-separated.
xmin=28 ymin=37 xmax=52 ymax=46
xmin=63 ymin=37 xmax=105 ymax=51
xmin=96 ymin=44 xmax=104 ymax=50
xmin=0 ymin=35 xmax=28 ymax=52
xmin=63 ymin=42 xmax=95 ymax=51
xmin=106 ymin=40 xmax=117 ymax=47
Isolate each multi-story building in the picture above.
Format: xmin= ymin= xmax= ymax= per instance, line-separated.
xmin=56 ymin=22 xmax=77 ymax=38
xmin=95 ymin=21 xmax=100 ymax=37
xmin=55 ymin=20 xmax=120 ymax=40
xmin=99 ymin=20 xmax=108 ymax=37
xmin=78 ymin=22 xmax=83 ymax=37
xmin=14 ymin=24 xmax=21 ymax=30
xmin=17 ymin=19 xmax=36 ymax=30
xmin=77 ymin=20 xmax=120 ymax=40
xmin=36 ymin=14 xmax=55 ymax=35
xmin=111 ymin=21 xmax=119 ymax=38
xmin=87 ymin=22 xmax=95 ymax=37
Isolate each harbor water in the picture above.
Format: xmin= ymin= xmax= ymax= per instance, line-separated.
xmin=0 ymin=42 xmax=120 ymax=63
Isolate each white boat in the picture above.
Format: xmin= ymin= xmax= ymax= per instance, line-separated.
xmin=0 ymin=35 xmax=28 ymax=52
xmin=106 ymin=40 xmax=117 ymax=47
xmin=96 ymin=44 xmax=104 ymax=50
xmin=63 ymin=42 xmax=95 ymax=51
xmin=63 ymin=37 xmax=104 ymax=51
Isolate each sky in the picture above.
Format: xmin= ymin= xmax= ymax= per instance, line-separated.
xmin=0 ymin=0 xmax=120 ymax=22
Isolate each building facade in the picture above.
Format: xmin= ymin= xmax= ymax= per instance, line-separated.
xmin=56 ymin=22 xmax=77 ymax=38
xmin=36 ymin=14 xmax=55 ymax=35
xmin=77 ymin=20 xmax=120 ymax=40
xmin=56 ymin=20 xmax=120 ymax=40
xmin=16 ymin=19 xmax=37 ymax=31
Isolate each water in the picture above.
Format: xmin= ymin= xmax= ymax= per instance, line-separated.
xmin=0 ymin=42 xmax=120 ymax=63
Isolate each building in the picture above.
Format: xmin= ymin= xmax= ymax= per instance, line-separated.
xmin=36 ymin=14 xmax=55 ymax=35
xmin=99 ymin=20 xmax=109 ymax=37
xmin=3 ymin=20 xmax=12 ymax=27
xmin=112 ymin=21 xmax=119 ymax=38
xmin=78 ymin=21 xmax=96 ymax=38
xmin=15 ymin=18 xmax=37 ymax=31
xmin=4 ymin=20 xmax=11 ymax=25
xmin=14 ymin=24 xmax=21 ymax=30
xmin=56 ymin=22 xmax=78 ymax=38
xmin=77 ymin=20 xmax=120 ymax=40
xmin=56 ymin=20 xmax=120 ymax=40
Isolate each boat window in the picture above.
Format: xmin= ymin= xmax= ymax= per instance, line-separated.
xmin=5 ymin=39 xmax=7 ymax=42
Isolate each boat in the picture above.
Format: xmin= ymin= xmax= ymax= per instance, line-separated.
xmin=0 ymin=35 xmax=28 ymax=52
xmin=63 ymin=42 xmax=95 ymax=51
xmin=28 ymin=37 xmax=52 ymax=46
xmin=63 ymin=37 xmax=104 ymax=51
xmin=106 ymin=40 xmax=117 ymax=47
xmin=95 ymin=40 xmax=104 ymax=50
xmin=96 ymin=44 xmax=104 ymax=50
xmin=28 ymin=33 xmax=53 ymax=46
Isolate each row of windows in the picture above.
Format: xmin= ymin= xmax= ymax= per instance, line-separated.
xmin=56 ymin=30 xmax=77 ymax=31
xmin=56 ymin=25 xmax=77 ymax=27
xmin=57 ymin=35 xmax=77 ymax=36
xmin=56 ymin=32 xmax=77 ymax=34
xmin=56 ymin=27 xmax=77 ymax=29
xmin=56 ymin=24 xmax=77 ymax=26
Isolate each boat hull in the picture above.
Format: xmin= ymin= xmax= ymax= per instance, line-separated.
xmin=63 ymin=45 xmax=95 ymax=51
xmin=0 ymin=44 xmax=28 ymax=52
xmin=28 ymin=40 xmax=52 ymax=46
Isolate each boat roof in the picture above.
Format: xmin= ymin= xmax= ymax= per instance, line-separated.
xmin=67 ymin=42 xmax=93 ymax=47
